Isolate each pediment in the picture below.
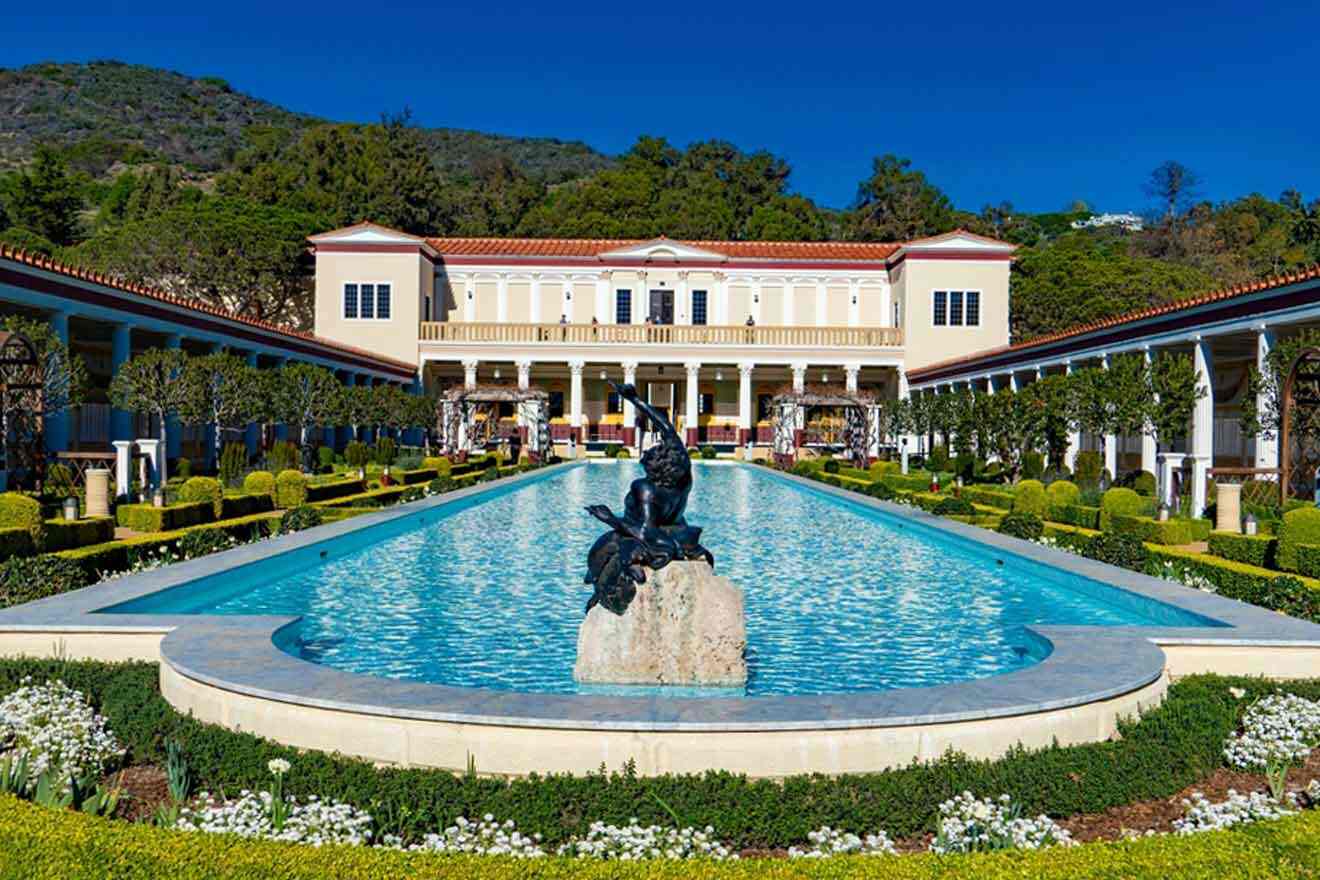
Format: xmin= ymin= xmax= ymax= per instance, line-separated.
xmin=598 ymin=238 xmax=727 ymax=263
xmin=901 ymin=230 xmax=1016 ymax=253
xmin=308 ymin=222 xmax=425 ymax=246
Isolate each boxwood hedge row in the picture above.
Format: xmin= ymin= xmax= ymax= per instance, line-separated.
xmin=0 ymin=659 xmax=1309 ymax=849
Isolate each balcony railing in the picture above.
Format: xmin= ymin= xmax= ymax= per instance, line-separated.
xmin=418 ymin=322 xmax=902 ymax=348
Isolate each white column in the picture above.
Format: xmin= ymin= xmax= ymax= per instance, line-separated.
xmin=463 ymin=277 xmax=475 ymax=322
xmin=716 ymin=273 xmax=730 ymax=325
xmin=111 ymin=440 xmax=134 ymax=500
xmin=1102 ymin=352 xmax=1119 ymax=480
xmin=815 ymin=279 xmax=827 ymax=327
xmin=462 ymin=358 xmax=478 ymax=389
xmin=516 ymin=359 xmax=532 ymax=390
xmin=1191 ymin=337 xmax=1215 ymax=517
xmin=782 ymin=280 xmax=795 ymax=325
xmin=1255 ymin=326 xmax=1279 ymax=470
xmin=496 ymin=275 xmax=508 ymax=323
xmin=1142 ymin=347 xmax=1158 ymax=475
xmin=738 ymin=362 xmax=754 ymax=441
xmin=880 ymin=282 xmax=892 ymax=328
xmin=1064 ymin=361 xmax=1081 ymax=471
xmin=569 ymin=360 xmax=585 ymax=440
xmin=848 ymin=279 xmax=861 ymax=327
xmin=752 ymin=279 xmax=763 ymax=324
xmin=595 ymin=274 xmax=610 ymax=323
xmin=1008 ymin=371 xmax=1021 ymax=393
xmin=529 ymin=274 xmax=541 ymax=324
xmin=791 ymin=361 xmax=807 ymax=393
xmin=621 ymin=360 xmax=638 ymax=443
xmin=684 ymin=362 xmax=701 ymax=445
xmin=676 ymin=272 xmax=690 ymax=325
xmin=845 ymin=363 xmax=860 ymax=394
xmin=984 ymin=376 xmax=995 ymax=395
xmin=636 ymin=271 xmax=647 ymax=323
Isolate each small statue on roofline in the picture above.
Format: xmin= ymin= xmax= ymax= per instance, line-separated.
xmin=583 ymin=381 xmax=714 ymax=615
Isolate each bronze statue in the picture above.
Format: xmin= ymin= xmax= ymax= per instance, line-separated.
xmin=584 ymin=382 xmax=714 ymax=614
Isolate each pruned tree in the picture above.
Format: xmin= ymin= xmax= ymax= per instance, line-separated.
xmin=1150 ymin=352 xmax=1205 ymax=447
xmin=335 ymin=384 xmax=377 ymax=444
xmin=109 ymin=348 xmax=191 ymax=483
xmin=178 ymin=351 xmax=257 ymax=466
xmin=268 ymin=363 xmax=341 ymax=468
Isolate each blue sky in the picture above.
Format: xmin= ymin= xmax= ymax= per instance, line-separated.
xmin=6 ymin=1 xmax=1318 ymax=213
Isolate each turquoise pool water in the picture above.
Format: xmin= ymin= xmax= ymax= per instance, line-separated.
xmin=106 ymin=463 xmax=1217 ymax=696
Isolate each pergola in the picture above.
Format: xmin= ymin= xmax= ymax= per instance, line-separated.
xmin=0 ymin=331 xmax=46 ymax=492
xmin=440 ymin=384 xmax=551 ymax=461
xmin=770 ymin=384 xmax=878 ymax=467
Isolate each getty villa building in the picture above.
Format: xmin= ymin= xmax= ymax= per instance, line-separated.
xmin=5 ymin=220 xmax=1320 ymax=517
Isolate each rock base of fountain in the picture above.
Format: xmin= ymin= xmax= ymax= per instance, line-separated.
xmin=574 ymin=560 xmax=747 ymax=687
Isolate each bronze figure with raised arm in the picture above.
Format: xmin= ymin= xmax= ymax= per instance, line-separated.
xmin=583 ymin=381 xmax=714 ymax=615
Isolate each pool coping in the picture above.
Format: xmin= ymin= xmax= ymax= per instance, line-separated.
xmin=3 ymin=461 xmax=1320 ymax=733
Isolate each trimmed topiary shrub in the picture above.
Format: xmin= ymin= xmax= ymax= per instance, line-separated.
xmin=375 ymin=437 xmax=398 ymax=466
xmin=0 ymin=554 xmax=91 ymax=608
xmin=927 ymin=444 xmax=949 ymax=473
xmin=615 ymin=448 xmax=631 ymax=459
xmin=1074 ymin=450 xmax=1102 ymax=487
xmin=864 ymin=480 xmax=895 ymax=500
xmin=275 ymin=470 xmax=307 ymax=509
xmin=175 ymin=457 xmax=193 ymax=480
xmin=428 ymin=475 xmax=455 ymax=495
xmin=1085 ymin=530 xmax=1149 ymax=571
xmin=1012 ymin=479 xmax=1048 ymax=517
xmin=932 ymin=495 xmax=975 ymax=516
xmin=178 ymin=476 xmax=224 ymax=519
xmin=318 ymin=446 xmax=335 ymax=472
xmin=1121 ymin=469 xmax=1157 ymax=497
xmin=422 ymin=456 xmax=450 ymax=475
xmin=1100 ymin=487 xmax=1146 ymax=530
xmin=1208 ymin=531 xmax=1278 ymax=569
xmin=700 ymin=446 xmax=716 ymax=460
xmin=45 ymin=462 xmax=76 ymax=499
xmin=822 ymin=458 xmax=840 ymax=474
xmin=279 ymin=505 xmax=324 ymax=534
xmin=1277 ymin=506 xmax=1320 ymax=572
xmin=266 ymin=441 xmax=300 ymax=474
xmin=999 ymin=511 xmax=1044 ymax=541
xmin=1020 ymin=451 xmax=1044 ymax=480
xmin=178 ymin=528 xmax=234 ymax=560
xmin=242 ymin=470 xmax=276 ymax=503
xmin=0 ymin=492 xmax=45 ymax=550
xmin=345 ymin=442 xmax=370 ymax=470
xmin=1046 ymin=479 xmax=1080 ymax=514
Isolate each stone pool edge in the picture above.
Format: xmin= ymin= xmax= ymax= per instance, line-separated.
xmin=2 ymin=460 xmax=1320 ymax=776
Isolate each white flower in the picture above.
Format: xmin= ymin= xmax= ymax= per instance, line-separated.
xmin=267 ymin=758 xmax=291 ymax=776
xmin=929 ymin=792 xmax=1072 ymax=854
xmin=1173 ymin=790 xmax=1294 ymax=834
xmin=1223 ymin=693 xmax=1320 ymax=772
xmin=177 ymin=790 xmax=375 ymax=847
xmin=0 ymin=678 xmax=122 ymax=789
xmin=556 ymin=819 xmax=736 ymax=860
xmin=787 ymin=825 xmax=894 ymax=858
xmin=1229 ymin=687 xmax=1247 ymax=700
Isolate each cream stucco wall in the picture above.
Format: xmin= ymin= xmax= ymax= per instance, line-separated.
xmin=896 ymin=258 xmax=1011 ymax=371
xmin=313 ymin=250 xmax=424 ymax=366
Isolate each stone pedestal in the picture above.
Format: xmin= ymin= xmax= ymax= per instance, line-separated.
xmin=84 ymin=468 xmax=111 ymax=518
xmin=112 ymin=441 xmax=134 ymax=500
xmin=574 ymin=560 xmax=747 ymax=687
xmin=1216 ymin=482 xmax=1242 ymax=534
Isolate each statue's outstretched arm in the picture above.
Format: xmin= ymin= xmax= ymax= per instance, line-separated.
xmin=611 ymin=381 xmax=681 ymax=448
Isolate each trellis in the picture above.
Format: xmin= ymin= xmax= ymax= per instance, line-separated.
xmin=440 ymin=384 xmax=551 ymax=461
xmin=0 ymin=332 xmax=46 ymax=492
xmin=1281 ymin=347 xmax=1320 ymax=504
xmin=770 ymin=385 xmax=878 ymax=466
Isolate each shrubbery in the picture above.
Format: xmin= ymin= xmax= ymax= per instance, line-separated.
xmin=178 ymin=477 xmax=223 ymax=519
xmin=266 ymin=442 xmax=300 ymax=474
xmin=865 ymin=481 xmax=896 ymax=500
xmin=218 ymin=442 xmax=246 ymax=489
xmin=1277 ymin=506 xmax=1320 ymax=572
xmin=1020 ymin=451 xmax=1044 ymax=480
xmin=242 ymin=471 xmax=276 ymax=502
xmin=177 ymin=528 xmax=235 ymax=560
xmin=1046 ymin=479 xmax=1080 ymax=510
xmin=318 ymin=446 xmax=335 ymax=472
xmin=932 ymin=496 xmax=975 ymax=516
xmin=1207 ymin=532 xmax=1277 ymax=569
xmin=1012 ymin=480 xmax=1047 ymax=517
xmin=1073 ymin=451 xmax=1102 ymax=487
xmin=1084 ymin=530 xmax=1148 ymax=571
xmin=999 ymin=512 xmax=1044 ymax=541
xmin=0 ymin=555 xmax=91 ymax=608
xmin=927 ymin=444 xmax=949 ymax=472
xmin=275 ymin=470 xmax=307 ymax=509
xmin=345 ymin=442 xmax=370 ymax=470
xmin=1100 ymin=487 xmax=1147 ymax=529
xmin=700 ymin=446 xmax=717 ymax=460
xmin=375 ymin=437 xmax=397 ymax=466
xmin=0 ymin=493 xmax=44 ymax=551
xmin=279 ymin=505 xmax=323 ymax=534
xmin=823 ymin=458 xmax=840 ymax=474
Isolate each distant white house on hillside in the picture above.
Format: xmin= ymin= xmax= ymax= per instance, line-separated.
xmin=1070 ymin=212 xmax=1145 ymax=232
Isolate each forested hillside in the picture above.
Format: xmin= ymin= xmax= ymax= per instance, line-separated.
xmin=1 ymin=61 xmax=1318 ymax=339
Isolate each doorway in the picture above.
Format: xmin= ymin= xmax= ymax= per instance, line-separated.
xmin=648 ymin=290 xmax=674 ymax=325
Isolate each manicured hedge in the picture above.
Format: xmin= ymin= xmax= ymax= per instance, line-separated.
xmin=1100 ymin=487 xmax=1147 ymax=530
xmin=305 ymin=478 xmax=367 ymax=503
xmin=2 ymin=792 xmax=1318 ymax=880
xmin=399 ymin=467 xmax=439 ymax=486
xmin=880 ymin=472 xmax=941 ymax=494
xmin=959 ymin=485 xmax=1015 ymax=511
xmin=5 ymin=791 xmax=1320 ymax=880
xmin=1278 ymin=505 xmax=1320 ymax=572
xmin=1012 ymin=480 xmax=1048 ymax=517
xmin=1108 ymin=514 xmax=1197 ymax=546
xmin=1046 ymin=479 xmax=1081 ymax=508
xmin=179 ymin=477 xmax=224 ymax=518
xmin=242 ymin=471 xmax=276 ymax=503
xmin=1298 ymin=543 xmax=1320 ymax=579
xmin=275 ymin=470 xmax=307 ymax=509
xmin=0 ymin=526 xmax=33 ymax=563
xmin=1147 ymin=545 xmax=1320 ymax=622
xmin=0 ymin=492 xmax=44 ymax=549
xmin=57 ymin=512 xmax=280 ymax=581
xmin=0 ymin=659 xmax=1304 ymax=850
xmin=311 ymin=485 xmax=413 ymax=510
xmin=116 ymin=501 xmax=212 ymax=533
xmin=1208 ymin=531 xmax=1278 ymax=569
xmin=42 ymin=516 xmax=116 ymax=552
xmin=219 ymin=493 xmax=275 ymax=520
xmin=1050 ymin=503 xmax=1101 ymax=530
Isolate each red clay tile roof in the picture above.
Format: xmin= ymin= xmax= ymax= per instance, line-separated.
xmin=425 ymin=237 xmax=904 ymax=261
xmin=0 ymin=244 xmax=416 ymax=375
xmin=908 ymin=263 xmax=1320 ymax=381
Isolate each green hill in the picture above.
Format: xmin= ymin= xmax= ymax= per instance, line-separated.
xmin=0 ymin=60 xmax=611 ymax=181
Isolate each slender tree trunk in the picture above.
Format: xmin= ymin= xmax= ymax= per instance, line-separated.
xmin=158 ymin=410 xmax=168 ymax=487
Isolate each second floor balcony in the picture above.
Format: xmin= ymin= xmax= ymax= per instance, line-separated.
xmin=418 ymin=321 xmax=903 ymax=349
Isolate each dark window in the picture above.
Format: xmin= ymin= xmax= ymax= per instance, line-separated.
xmin=949 ymin=291 xmax=963 ymax=326
xmin=377 ymin=283 xmax=392 ymax=319
xmin=757 ymin=394 xmax=774 ymax=421
xmin=360 ymin=283 xmax=375 ymax=319
xmin=549 ymin=391 xmax=564 ymax=419
xmin=932 ymin=291 xmax=947 ymax=326
xmin=616 ymin=289 xmax=632 ymax=324
xmin=607 ymin=391 xmax=622 ymax=414
xmin=343 ymin=284 xmax=358 ymax=319
xmin=699 ymin=392 xmax=714 ymax=414
xmin=965 ymin=291 xmax=980 ymax=326
xmin=691 ymin=290 xmax=708 ymax=325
